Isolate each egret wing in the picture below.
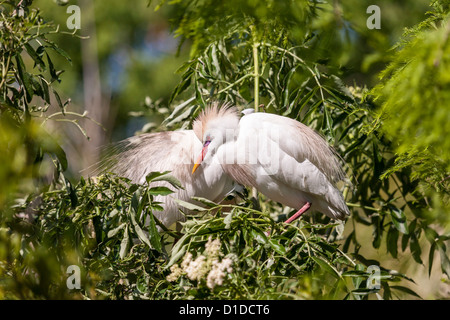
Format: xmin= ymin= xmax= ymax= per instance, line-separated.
xmin=240 ymin=112 xmax=346 ymax=183
xmin=91 ymin=131 xmax=198 ymax=184
xmin=233 ymin=113 xmax=349 ymax=218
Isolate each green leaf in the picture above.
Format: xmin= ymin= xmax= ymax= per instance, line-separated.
xmin=372 ymin=141 xmax=383 ymax=178
xmin=66 ymin=179 xmax=78 ymax=209
xmin=40 ymin=130 xmax=68 ymax=171
xmin=145 ymin=171 xmax=171 ymax=182
xmin=46 ymin=52 xmax=59 ymax=83
xmin=269 ymin=239 xmax=286 ymax=255
xmin=401 ymin=233 xmax=409 ymax=252
xmin=169 ymin=76 xmax=192 ymax=103
xmin=322 ymin=105 xmax=334 ymax=139
xmin=428 ymin=241 xmax=436 ymax=277
xmin=223 ymin=212 xmax=233 ymax=229
xmin=155 ymin=175 xmax=183 ymax=190
xmin=47 ymin=43 xmax=72 ymax=64
xmin=438 ymin=243 xmax=450 ymax=278
xmin=130 ymin=189 xmax=141 ymax=213
xmin=295 ymin=87 xmax=317 ymax=116
xmin=191 ymin=197 xmax=217 ymax=208
xmin=344 ymin=134 xmax=367 ymax=157
xmin=147 ymin=211 xmax=162 ymax=252
xmin=302 ymin=99 xmax=322 ymax=122
xmin=390 ymin=285 xmax=422 ymax=299
xmin=167 ymin=236 xmax=189 ymax=268
xmin=386 ymin=226 xmax=399 ymax=258
xmin=146 ymin=171 xmax=183 ymax=190
xmin=372 ymin=215 xmax=382 ymax=249
xmin=338 ymin=116 xmax=364 ymax=142
xmin=165 ymin=104 xmax=197 ymax=127
xmin=15 ymin=54 xmax=34 ymax=102
xmin=410 ymin=234 xmax=423 ymax=264
xmin=148 ymin=186 xmax=175 ymax=196
xmin=24 ymin=43 xmax=46 ymax=69
xmin=40 ymin=76 xmax=50 ymax=103
xmin=107 ymin=223 xmax=126 ymax=238
xmin=251 ymin=228 xmax=268 ymax=245
xmin=311 ymin=256 xmax=342 ymax=279
xmin=424 ymin=227 xmax=439 ymax=243
xmin=172 ymin=197 xmax=206 ymax=212
xmin=52 ymin=87 xmax=64 ymax=112
xmin=162 ymin=97 xmax=195 ymax=124
xmin=119 ymin=226 xmax=130 ymax=259
xmin=150 ymin=203 xmax=164 ymax=212
xmin=389 ymin=205 xmax=408 ymax=234
xmin=128 ymin=195 xmax=155 ymax=250
xmin=382 ymin=282 xmax=392 ymax=300
xmin=329 ymin=76 xmax=354 ymax=101
xmin=351 ymin=288 xmax=379 ymax=296
xmin=342 ymin=270 xmax=368 ymax=278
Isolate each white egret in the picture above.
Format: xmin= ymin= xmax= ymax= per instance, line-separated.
xmin=92 ymin=127 xmax=238 ymax=228
xmin=192 ymin=103 xmax=350 ymax=223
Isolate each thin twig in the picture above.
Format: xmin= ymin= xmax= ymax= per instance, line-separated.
xmin=253 ymin=42 xmax=260 ymax=112
xmin=217 ymin=74 xmax=253 ymax=94
xmin=41 ymin=110 xmax=106 ymax=132
xmin=346 ymin=202 xmax=380 ymax=212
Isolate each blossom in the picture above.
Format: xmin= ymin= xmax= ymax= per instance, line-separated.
xmin=184 ymin=254 xmax=208 ymax=281
xmin=206 ymin=257 xmax=234 ymax=289
xmin=166 ymin=264 xmax=183 ymax=282
xmin=167 ymin=237 xmax=234 ymax=289
xmin=204 ymin=236 xmax=221 ymax=258
xmin=181 ymin=252 xmax=193 ymax=270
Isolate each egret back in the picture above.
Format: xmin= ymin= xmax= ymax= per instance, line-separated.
xmin=241 ymin=112 xmax=346 ymax=183
xmin=220 ymin=112 xmax=350 ymax=220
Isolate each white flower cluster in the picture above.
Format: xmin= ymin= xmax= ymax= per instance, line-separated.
xmin=205 ymin=236 xmax=221 ymax=258
xmin=166 ymin=236 xmax=234 ymax=289
xmin=206 ymin=257 xmax=233 ymax=289
xmin=183 ymin=252 xmax=208 ymax=282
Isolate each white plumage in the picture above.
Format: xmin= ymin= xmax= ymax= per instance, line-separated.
xmin=94 ymin=101 xmax=350 ymax=227
xmin=93 ymin=129 xmax=236 ymax=227
xmin=192 ymin=103 xmax=350 ymax=222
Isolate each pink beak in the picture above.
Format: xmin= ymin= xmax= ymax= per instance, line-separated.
xmin=192 ymin=141 xmax=210 ymax=174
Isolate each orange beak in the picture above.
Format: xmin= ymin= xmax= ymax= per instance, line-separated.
xmin=192 ymin=141 xmax=210 ymax=174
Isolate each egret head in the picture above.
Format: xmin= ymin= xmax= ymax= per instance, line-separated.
xmin=192 ymin=102 xmax=239 ymax=173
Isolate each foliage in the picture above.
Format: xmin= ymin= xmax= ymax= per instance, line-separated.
xmin=1 ymin=1 xmax=69 ymax=120
xmin=163 ymin=199 xmax=419 ymax=300
xmin=0 ymin=0 xmax=98 ymax=204
xmin=370 ymin=1 xmax=450 ymax=228
xmin=1 ymin=172 xmax=416 ymax=299
xmin=0 ymin=0 xmax=449 ymax=300
xmin=1 ymin=172 xmax=178 ymax=299
xmin=0 ymin=0 xmax=66 ymax=204
xmin=0 ymin=0 xmax=96 ymax=298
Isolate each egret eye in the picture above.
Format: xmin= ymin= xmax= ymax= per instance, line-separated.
xmin=204 ymin=135 xmax=211 ymax=146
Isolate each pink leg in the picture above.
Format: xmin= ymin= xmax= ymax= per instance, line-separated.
xmin=284 ymin=202 xmax=311 ymax=224
xmin=266 ymin=202 xmax=312 ymax=236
